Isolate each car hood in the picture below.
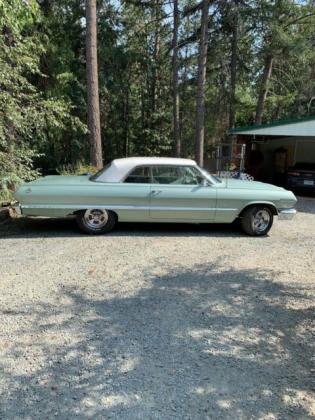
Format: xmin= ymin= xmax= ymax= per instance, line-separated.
xmin=218 ymin=178 xmax=285 ymax=191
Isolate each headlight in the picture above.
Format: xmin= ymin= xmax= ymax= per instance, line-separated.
xmin=278 ymin=200 xmax=296 ymax=209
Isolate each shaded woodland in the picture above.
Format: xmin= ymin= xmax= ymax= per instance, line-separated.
xmin=1 ymin=0 xmax=315 ymax=196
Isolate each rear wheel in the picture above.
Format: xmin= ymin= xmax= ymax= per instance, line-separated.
xmin=241 ymin=206 xmax=273 ymax=236
xmin=76 ymin=209 xmax=116 ymax=234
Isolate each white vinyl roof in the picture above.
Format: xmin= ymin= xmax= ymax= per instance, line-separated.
xmin=230 ymin=117 xmax=315 ymax=137
xmin=96 ymin=157 xmax=197 ymax=182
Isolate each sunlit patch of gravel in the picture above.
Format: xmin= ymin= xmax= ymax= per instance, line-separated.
xmin=0 ymin=197 xmax=314 ymax=419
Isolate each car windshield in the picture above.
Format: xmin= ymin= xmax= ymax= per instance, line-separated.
xmin=197 ymin=166 xmax=222 ymax=183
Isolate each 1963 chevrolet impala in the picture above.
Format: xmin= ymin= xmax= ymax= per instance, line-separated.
xmin=14 ymin=157 xmax=297 ymax=236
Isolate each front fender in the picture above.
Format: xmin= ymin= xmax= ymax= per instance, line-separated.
xmin=238 ymin=201 xmax=278 ymax=217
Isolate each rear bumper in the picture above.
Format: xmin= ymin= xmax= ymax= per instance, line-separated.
xmin=278 ymin=208 xmax=296 ymax=220
xmin=287 ymin=178 xmax=315 ymax=189
xmin=10 ymin=203 xmax=22 ymax=217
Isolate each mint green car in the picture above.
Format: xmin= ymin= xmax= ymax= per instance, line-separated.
xmin=14 ymin=157 xmax=297 ymax=236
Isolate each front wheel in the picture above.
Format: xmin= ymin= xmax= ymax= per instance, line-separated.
xmin=241 ymin=206 xmax=273 ymax=236
xmin=76 ymin=209 xmax=116 ymax=234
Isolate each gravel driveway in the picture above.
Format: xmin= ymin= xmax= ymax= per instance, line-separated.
xmin=0 ymin=197 xmax=314 ymax=419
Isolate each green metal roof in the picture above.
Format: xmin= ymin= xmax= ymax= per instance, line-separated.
xmin=230 ymin=115 xmax=315 ymax=136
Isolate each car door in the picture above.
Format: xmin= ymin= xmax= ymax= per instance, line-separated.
xmin=149 ymin=165 xmax=217 ymax=221
xmin=113 ymin=165 xmax=151 ymax=221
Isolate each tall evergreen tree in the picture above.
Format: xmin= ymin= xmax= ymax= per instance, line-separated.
xmin=86 ymin=0 xmax=103 ymax=168
xmin=172 ymin=0 xmax=181 ymax=156
xmin=195 ymin=0 xmax=211 ymax=166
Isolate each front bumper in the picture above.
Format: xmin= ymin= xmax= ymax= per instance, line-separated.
xmin=278 ymin=208 xmax=297 ymax=220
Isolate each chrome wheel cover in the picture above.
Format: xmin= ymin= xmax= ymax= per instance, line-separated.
xmin=83 ymin=209 xmax=108 ymax=229
xmin=252 ymin=209 xmax=270 ymax=233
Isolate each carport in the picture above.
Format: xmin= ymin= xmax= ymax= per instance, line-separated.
xmin=230 ymin=116 xmax=315 ymax=185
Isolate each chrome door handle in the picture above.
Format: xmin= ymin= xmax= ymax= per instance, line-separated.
xmin=151 ymin=190 xmax=162 ymax=195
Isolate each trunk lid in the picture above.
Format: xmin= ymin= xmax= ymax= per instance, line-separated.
xmin=25 ymin=175 xmax=92 ymax=186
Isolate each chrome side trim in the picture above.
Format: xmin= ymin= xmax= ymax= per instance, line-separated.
xmin=21 ymin=204 xmax=237 ymax=212
xmin=278 ymin=208 xmax=297 ymax=220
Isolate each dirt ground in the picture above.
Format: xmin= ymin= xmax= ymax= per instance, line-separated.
xmin=0 ymin=197 xmax=314 ymax=419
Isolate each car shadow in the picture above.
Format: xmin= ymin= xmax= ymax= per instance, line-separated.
xmin=0 ymin=262 xmax=313 ymax=418
xmin=0 ymin=217 xmax=250 ymax=239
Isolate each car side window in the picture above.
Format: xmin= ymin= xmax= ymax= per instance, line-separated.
xmin=124 ymin=166 xmax=151 ymax=183
xmin=152 ymin=166 xmax=204 ymax=185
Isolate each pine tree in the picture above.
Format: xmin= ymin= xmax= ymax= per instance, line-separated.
xmin=86 ymin=0 xmax=103 ymax=168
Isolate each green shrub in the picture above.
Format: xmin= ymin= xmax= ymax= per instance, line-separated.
xmin=57 ymin=162 xmax=98 ymax=176
xmin=0 ymin=146 xmax=41 ymax=202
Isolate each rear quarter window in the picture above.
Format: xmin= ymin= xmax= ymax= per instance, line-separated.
xmin=124 ymin=166 xmax=151 ymax=183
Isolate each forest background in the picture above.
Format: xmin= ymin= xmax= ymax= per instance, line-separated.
xmin=1 ymin=0 xmax=315 ymax=198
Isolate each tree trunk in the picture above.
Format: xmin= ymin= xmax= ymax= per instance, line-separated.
xmin=172 ymin=0 xmax=181 ymax=157
xmin=180 ymin=34 xmax=189 ymax=157
xmin=86 ymin=0 xmax=103 ymax=168
xmin=152 ymin=0 xmax=162 ymax=114
xmin=194 ymin=0 xmax=210 ymax=166
xmin=123 ymin=84 xmax=130 ymax=157
xmin=255 ymin=53 xmax=273 ymax=126
xmin=229 ymin=0 xmax=238 ymax=130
